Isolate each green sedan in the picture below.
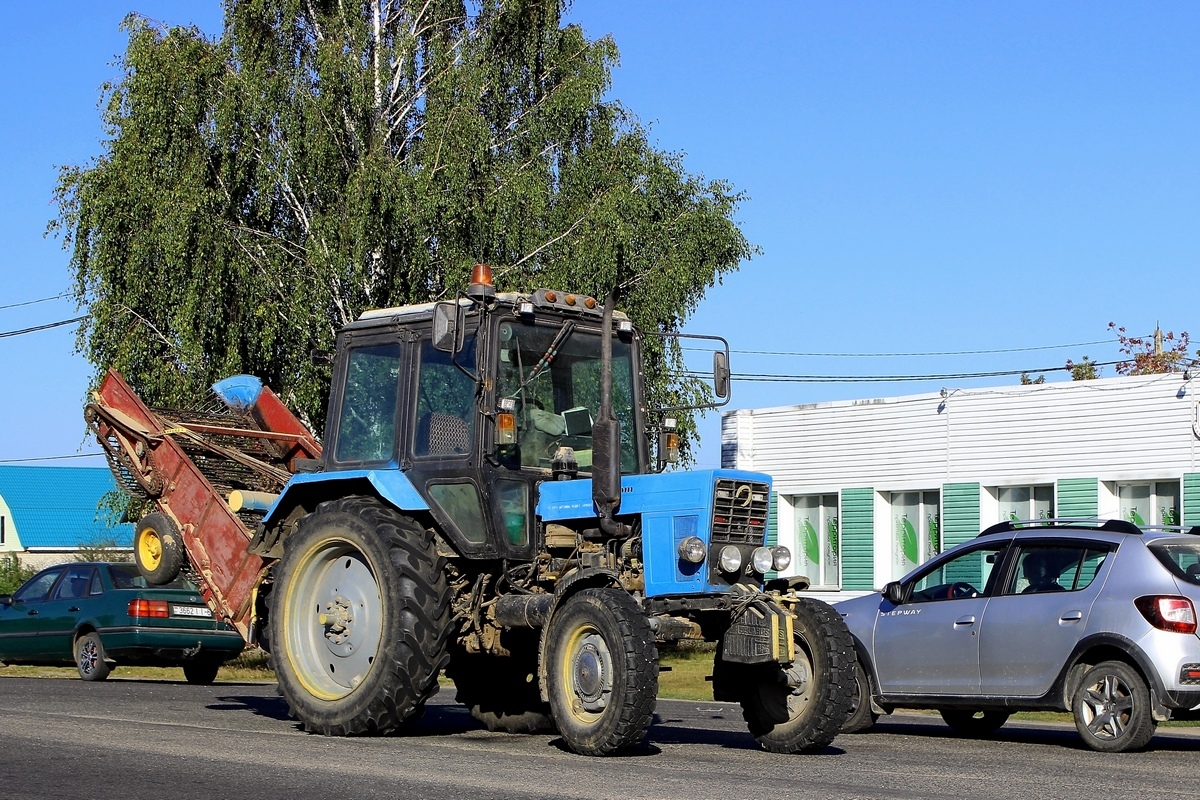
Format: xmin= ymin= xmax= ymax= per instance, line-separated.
xmin=0 ymin=562 xmax=245 ymax=683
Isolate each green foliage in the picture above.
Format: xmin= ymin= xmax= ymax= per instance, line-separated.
xmin=1019 ymin=372 xmax=1045 ymax=385
xmin=1065 ymin=356 xmax=1099 ymax=381
xmin=0 ymin=554 xmax=36 ymax=595
xmin=53 ymin=1 xmax=755 ymax=461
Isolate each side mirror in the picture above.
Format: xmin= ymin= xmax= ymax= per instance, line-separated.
xmin=713 ymin=351 xmax=730 ymax=400
xmin=882 ymin=581 xmax=906 ymax=606
xmin=0 ymin=595 xmax=11 ymax=607
xmin=432 ymin=302 xmax=462 ymax=353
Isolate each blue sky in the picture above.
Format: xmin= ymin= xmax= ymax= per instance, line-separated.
xmin=1 ymin=1 xmax=1197 ymax=470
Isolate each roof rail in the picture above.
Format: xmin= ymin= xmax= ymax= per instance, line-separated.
xmin=977 ymin=517 xmax=1143 ymax=537
xmin=1141 ymin=524 xmax=1200 ymax=537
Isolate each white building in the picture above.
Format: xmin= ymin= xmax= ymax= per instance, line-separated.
xmin=722 ymin=372 xmax=1200 ymax=602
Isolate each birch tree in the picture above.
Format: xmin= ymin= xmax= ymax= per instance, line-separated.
xmin=53 ymin=0 xmax=754 ymax=457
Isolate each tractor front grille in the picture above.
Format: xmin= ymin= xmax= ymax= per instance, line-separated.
xmin=711 ymin=479 xmax=770 ymax=545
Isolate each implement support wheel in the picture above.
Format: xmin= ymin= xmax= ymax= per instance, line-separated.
xmin=134 ymin=513 xmax=185 ymax=585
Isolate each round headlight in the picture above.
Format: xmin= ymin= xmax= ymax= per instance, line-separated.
xmin=718 ymin=545 xmax=742 ymax=573
xmin=677 ymin=536 xmax=707 ymax=564
xmin=751 ymin=546 xmax=774 ymax=574
xmin=772 ymin=545 xmax=792 ymax=571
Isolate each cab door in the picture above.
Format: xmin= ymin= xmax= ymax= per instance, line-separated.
xmin=872 ymin=540 xmax=1009 ymax=696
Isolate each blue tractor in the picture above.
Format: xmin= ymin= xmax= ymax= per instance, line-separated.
xmin=249 ymin=267 xmax=855 ymax=755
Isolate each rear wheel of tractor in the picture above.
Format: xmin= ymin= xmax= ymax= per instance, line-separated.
xmin=447 ymin=633 xmax=554 ymax=734
xmin=841 ymin=659 xmax=880 ymax=733
xmin=268 ymin=496 xmax=452 ymax=735
xmin=545 ymin=588 xmax=658 ymax=756
xmin=134 ymin=513 xmax=185 ymax=585
xmin=739 ymin=597 xmax=855 ymax=753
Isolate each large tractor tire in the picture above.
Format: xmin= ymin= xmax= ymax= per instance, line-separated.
xmin=447 ymin=631 xmax=554 ymax=734
xmin=134 ymin=513 xmax=185 ymax=585
xmin=738 ymin=597 xmax=856 ymax=753
xmin=268 ymin=496 xmax=452 ymax=735
xmin=544 ymin=588 xmax=658 ymax=755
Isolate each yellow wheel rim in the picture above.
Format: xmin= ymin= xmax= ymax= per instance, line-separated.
xmin=559 ymin=621 xmax=612 ymax=725
xmin=138 ymin=529 xmax=162 ymax=570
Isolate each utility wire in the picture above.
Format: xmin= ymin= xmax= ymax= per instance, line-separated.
xmin=0 ymin=453 xmax=104 ymax=464
xmin=685 ymin=359 xmax=1125 ymax=384
xmin=0 ymin=315 xmax=87 ymax=339
xmin=0 ymin=292 xmax=69 ymax=311
xmin=684 ymin=337 xmax=1127 ymax=359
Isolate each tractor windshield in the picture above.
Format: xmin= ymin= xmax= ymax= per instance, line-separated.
xmin=496 ymin=318 xmax=638 ymax=474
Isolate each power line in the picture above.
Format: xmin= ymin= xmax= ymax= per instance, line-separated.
xmin=0 ymin=292 xmax=69 ymax=311
xmin=0 ymin=453 xmax=104 ymax=464
xmin=0 ymin=315 xmax=87 ymax=339
xmin=685 ymin=337 xmax=1126 ymax=359
xmin=686 ymin=359 xmax=1125 ymax=384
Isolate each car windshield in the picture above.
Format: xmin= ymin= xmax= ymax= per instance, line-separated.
xmin=108 ymin=563 xmax=199 ymax=591
xmin=1149 ymin=542 xmax=1200 ymax=585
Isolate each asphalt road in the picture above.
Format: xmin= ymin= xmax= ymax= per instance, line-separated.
xmin=2 ymin=677 xmax=1198 ymax=800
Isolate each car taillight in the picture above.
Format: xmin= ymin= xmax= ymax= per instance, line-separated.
xmin=1134 ymin=595 xmax=1197 ymax=634
xmin=128 ymin=599 xmax=170 ymax=619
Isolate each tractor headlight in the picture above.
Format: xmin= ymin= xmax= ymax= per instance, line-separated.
xmin=751 ymin=547 xmax=774 ymax=574
xmin=772 ymin=546 xmax=792 ymax=571
xmin=718 ymin=545 xmax=742 ymax=573
xmin=678 ymin=536 xmax=707 ymax=564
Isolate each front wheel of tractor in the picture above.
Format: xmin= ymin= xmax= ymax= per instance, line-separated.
xmin=545 ymin=588 xmax=658 ymax=756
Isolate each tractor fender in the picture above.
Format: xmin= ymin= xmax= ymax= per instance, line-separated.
xmin=262 ymin=470 xmax=429 ymax=529
xmin=535 ymin=567 xmax=625 ymax=703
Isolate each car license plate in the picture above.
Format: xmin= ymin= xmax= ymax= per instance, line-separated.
xmin=172 ymin=605 xmax=212 ymax=618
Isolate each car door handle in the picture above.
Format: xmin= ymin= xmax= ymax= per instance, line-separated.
xmin=68 ymin=606 xmax=81 ymax=612
xmin=1059 ymin=611 xmax=1083 ymax=622
xmin=954 ymin=615 xmax=977 ymax=626
xmin=26 ymin=610 xmax=38 ymax=616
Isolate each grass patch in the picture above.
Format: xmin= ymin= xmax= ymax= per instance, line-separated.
xmin=658 ymin=642 xmax=717 ymax=700
xmin=0 ymin=647 xmax=275 ymax=683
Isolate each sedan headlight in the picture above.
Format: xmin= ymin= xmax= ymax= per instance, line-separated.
xmin=718 ymin=545 xmax=742 ymax=573
xmin=772 ymin=546 xmax=792 ymax=571
xmin=677 ymin=536 xmax=707 ymax=564
xmin=751 ymin=547 xmax=774 ymax=574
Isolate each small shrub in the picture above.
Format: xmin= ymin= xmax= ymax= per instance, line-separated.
xmin=0 ymin=553 xmax=35 ymax=594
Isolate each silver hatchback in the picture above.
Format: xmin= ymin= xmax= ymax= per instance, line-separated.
xmin=836 ymin=518 xmax=1200 ymax=752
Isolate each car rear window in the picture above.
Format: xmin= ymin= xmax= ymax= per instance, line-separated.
xmin=107 ymin=563 xmax=199 ymax=591
xmin=1149 ymin=542 xmax=1200 ymax=585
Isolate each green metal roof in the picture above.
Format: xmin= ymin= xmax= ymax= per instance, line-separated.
xmin=0 ymin=465 xmax=133 ymax=549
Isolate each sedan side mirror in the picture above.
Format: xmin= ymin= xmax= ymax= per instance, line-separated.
xmin=0 ymin=595 xmax=11 ymax=607
xmin=882 ymin=581 xmax=906 ymax=606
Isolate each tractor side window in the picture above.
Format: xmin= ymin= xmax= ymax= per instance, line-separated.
xmin=414 ymin=337 xmax=477 ymax=457
xmin=335 ymin=343 xmax=402 ymax=463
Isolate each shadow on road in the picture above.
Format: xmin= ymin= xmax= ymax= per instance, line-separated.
xmin=862 ymin=715 xmax=1200 ymax=752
